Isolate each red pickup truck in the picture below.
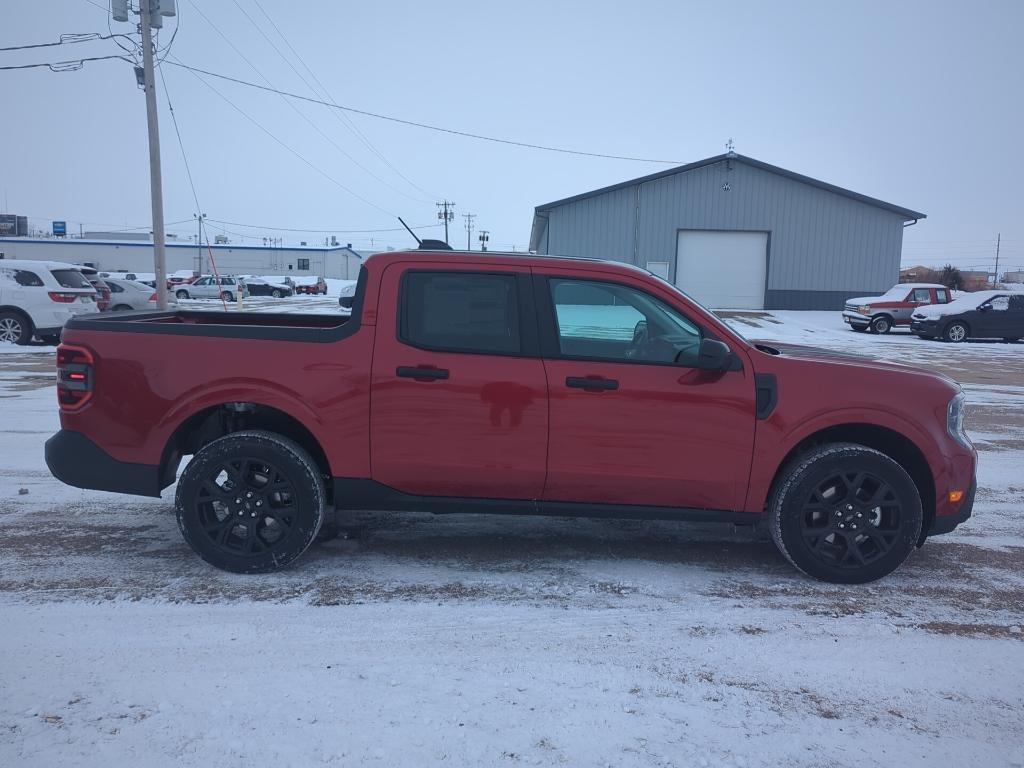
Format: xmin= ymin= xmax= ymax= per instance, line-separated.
xmin=45 ymin=250 xmax=976 ymax=583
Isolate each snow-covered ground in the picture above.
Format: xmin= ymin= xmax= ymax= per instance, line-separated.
xmin=1 ymin=311 xmax=1023 ymax=767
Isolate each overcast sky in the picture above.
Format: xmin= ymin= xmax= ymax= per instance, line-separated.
xmin=2 ymin=0 xmax=1022 ymax=271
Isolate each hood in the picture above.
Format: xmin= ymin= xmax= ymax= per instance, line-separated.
xmin=845 ymin=295 xmax=879 ymax=306
xmin=750 ymin=339 xmax=938 ymax=377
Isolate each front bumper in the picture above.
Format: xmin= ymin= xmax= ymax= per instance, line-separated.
xmin=45 ymin=429 xmax=163 ymax=497
xmin=910 ymin=319 xmax=940 ymax=336
xmin=841 ymin=310 xmax=870 ymax=327
xmin=928 ymin=479 xmax=976 ymax=536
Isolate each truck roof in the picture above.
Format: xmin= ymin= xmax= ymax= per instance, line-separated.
xmin=365 ymin=249 xmax=653 ymax=277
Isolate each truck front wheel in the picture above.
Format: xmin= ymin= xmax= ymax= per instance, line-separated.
xmin=768 ymin=443 xmax=922 ymax=584
xmin=175 ymin=430 xmax=325 ymax=573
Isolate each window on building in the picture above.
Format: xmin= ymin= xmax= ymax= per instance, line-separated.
xmin=548 ymin=278 xmax=702 ymax=366
xmin=297 ymin=258 xmax=310 ymax=271
xmin=400 ymin=271 xmax=520 ymax=355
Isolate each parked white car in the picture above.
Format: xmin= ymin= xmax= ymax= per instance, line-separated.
xmin=172 ymin=275 xmax=248 ymax=301
xmin=104 ymin=277 xmax=174 ymax=311
xmin=0 ymin=259 xmax=97 ymax=345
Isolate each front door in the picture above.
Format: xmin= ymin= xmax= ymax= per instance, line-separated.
xmin=370 ymin=263 xmax=548 ymax=499
xmin=537 ymin=271 xmax=757 ymax=512
xmin=976 ymin=294 xmax=1016 ymax=338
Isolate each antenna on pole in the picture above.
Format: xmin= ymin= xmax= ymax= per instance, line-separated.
xmin=398 ymin=216 xmax=421 ymax=245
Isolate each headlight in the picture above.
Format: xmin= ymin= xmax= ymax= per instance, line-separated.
xmin=947 ymin=392 xmax=971 ymax=449
xmin=858 ymin=305 xmax=872 ymax=315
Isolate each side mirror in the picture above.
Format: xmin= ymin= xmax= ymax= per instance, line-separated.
xmin=979 ymin=304 xmax=990 ymax=312
xmin=694 ymin=338 xmax=732 ymax=371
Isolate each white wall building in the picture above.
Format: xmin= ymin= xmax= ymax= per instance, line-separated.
xmin=0 ymin=238 xmax=368 ymax=279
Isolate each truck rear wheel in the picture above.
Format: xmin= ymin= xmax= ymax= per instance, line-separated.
xmin=175 ymin=430 xmax=325 ymax=573
xmin=768 ymin=443 xmax=922 ymax=584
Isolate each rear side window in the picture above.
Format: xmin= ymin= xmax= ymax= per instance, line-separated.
xmin=108 ymin=282 xmax=124 ymax=293
xmin=51 ymin=269 xmax=92 ymax=289
xmin=400 ymin=271 xmax=520 ymax=355
xmin=6 ymin=269 xmax=45 ymax=287
xmin=936 ymin=289 xmax=949 ymax=303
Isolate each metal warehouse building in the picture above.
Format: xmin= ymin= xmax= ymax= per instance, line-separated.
xmin=0 ymin=238 xmax=365 ymax=280
xmin=529 ymin=153 xmax=925 ymax=310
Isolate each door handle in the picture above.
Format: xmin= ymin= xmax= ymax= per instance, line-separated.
xmin=566 ymin=376 xmax=619 ymax=391
xmin=397 ymin=366 xmax=449 ymax=381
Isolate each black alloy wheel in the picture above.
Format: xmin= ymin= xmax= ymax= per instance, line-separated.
xmin=769 ymin=443 xmax=922 ymax=583
xmin=176 ymin=431 xmax=324 ymax=573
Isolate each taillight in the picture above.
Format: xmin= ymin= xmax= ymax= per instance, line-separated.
xmin=56 ymin=344 xmax=95 ymax=411
xmin=49 ymin=292 xmax=80 ymax=303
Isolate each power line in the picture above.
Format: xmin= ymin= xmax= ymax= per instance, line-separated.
xmin=169 ymin=60 xmax=397 ymax=217
xmin=0 ymin=32 xmax=133 ymax=52
xmin=182 ymin=2 xmax=420 ymax=206
xmin=157 ymin=63 xmax=203 ymax=215
xmin=161 ymin=59 xmax=685 ymax=164
xmin=0 ymin=54 xmax=129 ymax=72
xmin=247 ymin=0 xmax=437 ymax=200
xmin=204 ymin=217 xmax=442 ymax=234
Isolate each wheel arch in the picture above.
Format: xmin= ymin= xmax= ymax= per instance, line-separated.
xmin=159 ymin=402 xmax=332 ymax=496
xmin=765 ymin=422 xmax=935 ymax=545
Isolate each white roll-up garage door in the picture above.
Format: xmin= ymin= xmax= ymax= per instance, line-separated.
xmin=675 ymin=230 xmax=768 ymax=309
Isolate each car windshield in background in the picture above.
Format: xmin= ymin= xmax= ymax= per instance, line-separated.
xmin=50 ymin=269 xmax=92 ymax=289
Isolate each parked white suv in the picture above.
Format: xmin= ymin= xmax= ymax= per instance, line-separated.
xmin=173 ymin=275 xmax=248 ymax=301
xmin=0 ymin=260 xmax=98 ymax=345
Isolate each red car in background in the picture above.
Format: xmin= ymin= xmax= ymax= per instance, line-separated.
xmin=841 ymin=283 xmax=951 ymax=334
xmin=293 ymin=276 xmax=328 ymax=295
xmin=78 ymin=267 xmax=111 ymax=312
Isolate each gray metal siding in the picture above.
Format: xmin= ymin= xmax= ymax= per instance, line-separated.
xmin=537 ymin=159 xmax=908 ymax=308
xmin=544 ymin=185 xmax=636 ymax=264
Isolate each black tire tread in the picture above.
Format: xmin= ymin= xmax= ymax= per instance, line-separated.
xmin=768 ymin=442 xmax=922 ymax=583
xmin=175 ymin=430 xmax=325 ymax=573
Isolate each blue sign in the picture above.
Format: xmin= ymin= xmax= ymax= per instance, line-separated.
xmin=53 ymin=220 xmax=67 ymax=236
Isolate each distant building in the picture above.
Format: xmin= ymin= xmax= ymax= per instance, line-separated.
xmin=530 ymin=153 xmax=925 ymax=310
xmin=0 ymin=237 xmax=368 ymax=279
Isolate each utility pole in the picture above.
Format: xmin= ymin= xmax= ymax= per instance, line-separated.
xmin=478 ymin=230 xmax=490 ymax=252
xmin=194 ymin=212 xmax=206 ymax=273
xmin=115 ymin=0 xmax=176 ymax=308
xmin=463 ymin=213 xmax=476 ymax=250
xmin=994 ymin=233 xmax=1001 ymax=284
xmin=436 ymin=200 xmax=455 ymax=245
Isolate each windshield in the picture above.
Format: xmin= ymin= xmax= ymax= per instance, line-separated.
xmin=50 ymin=269 xmax=92 ymax=289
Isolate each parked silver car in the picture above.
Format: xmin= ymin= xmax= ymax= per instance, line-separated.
xmin=104 ymin=278 xmax=173 ymax=311
xmin=173 ymin=276 xmax=248 ymax=301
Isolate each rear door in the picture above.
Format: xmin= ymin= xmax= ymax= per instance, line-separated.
xmin=370 ymin=262 xmax=548 ymax=499
xmin=536 ymin=269 xmax=757 ymax=511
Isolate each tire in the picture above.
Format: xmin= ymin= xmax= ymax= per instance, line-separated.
xmin=176 ymin=290 xmax=189 ymax=299
xmin=111 ymin=304 xmax=133 ymax=311
xmin=221 ymin=291 xmax=234 ymax=302
xmin=271 ymin=289 xmax=282 ymax=298
xmin=869 ymin=315 xmax=893 ymax=334
xmin=0 ymin=311 xmax=33 ymax=345
xmin=41 ymin=333 xmax=61 ymax=345
xmin=943 ymin=321 xmax=969 ymax=343
xmin=768 ymin=442 xmax=922 ymax=584
xmin=175 ymin=430 xmax=325 ymax=574
xmin=851 ymin=325 xmax=867 ymax=333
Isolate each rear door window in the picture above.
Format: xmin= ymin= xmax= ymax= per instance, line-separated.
xmin=50 ymin=269 xmax=92 ymax=289
xmin=400 ymin=271 xmax=521 ymax=355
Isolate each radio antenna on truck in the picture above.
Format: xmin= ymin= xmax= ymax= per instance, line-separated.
xmin=398 ymin=216 xmax=453 ymax=250
xmin=398 ymin=217 xmax=421 ymax=246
